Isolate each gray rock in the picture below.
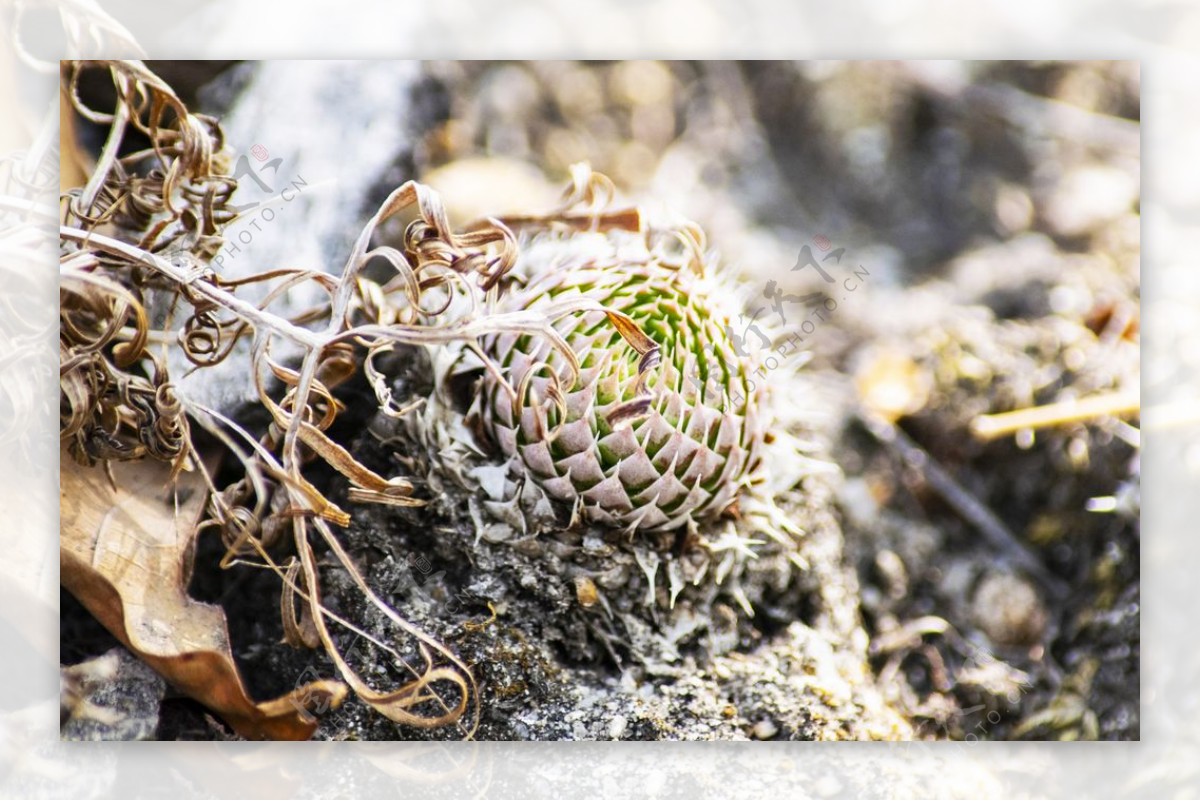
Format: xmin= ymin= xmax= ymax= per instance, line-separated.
xmin=174 ymin=60 xmax=436 ymax=415
xmin=61 ymin=648 xmax=166 ymax=741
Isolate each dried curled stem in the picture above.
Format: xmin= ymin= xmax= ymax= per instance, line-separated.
xmin=58 ymin=60 xmax=664 ymax=738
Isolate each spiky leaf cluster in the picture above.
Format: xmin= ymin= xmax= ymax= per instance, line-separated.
xmin=480 ymin=231 xmax=763 ymax=532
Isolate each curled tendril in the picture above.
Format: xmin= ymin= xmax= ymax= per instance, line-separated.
xmin=59 ymin=61 xmax=674 ymax=740
xmin=62 ymin=60 xmax=239 ymax=260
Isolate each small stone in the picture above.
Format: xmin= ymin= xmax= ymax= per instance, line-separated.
xmin=971 ymin=571 xmax=1048 ymax=647
xmin=752 ymin=718 xmax=779 ymax=740
xmin=854 ymin=346 xmax=932 ymax=423
xmin=994 ymin=183 xmax=1034 ymax=234
xmin=1042 ymin=165 xmax=1138 ymax=238
xmin=481 ymin=522 xmax=514 ymax=543
xmin=608 ymin=714 xmax=628 ymax=739
xmin=874 ymin=549 xmax=908 ymax=600
xmin=594 ymin=562 xmax=630 ymax=590
xmin=574 ymin=576 xmax=599 ymax=608
xmin=582 ymin=533 xmax=615 ymax=557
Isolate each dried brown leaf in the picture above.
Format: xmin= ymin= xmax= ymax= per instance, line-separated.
xmin=60 ymin=451 xmax=346 ymax=740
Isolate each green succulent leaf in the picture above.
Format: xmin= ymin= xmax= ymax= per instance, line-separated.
xmin=480 ymin=230 xmax=763 ymax=532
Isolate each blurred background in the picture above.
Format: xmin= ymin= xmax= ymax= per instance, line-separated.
xmin=105 ymin=60 xmax=1140 ymax=285
xmin=415 ymin=61 xmax=1139 ymax=279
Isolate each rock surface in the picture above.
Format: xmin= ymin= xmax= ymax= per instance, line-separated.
xmin=61 ymin=648 xmax=166 ymax=741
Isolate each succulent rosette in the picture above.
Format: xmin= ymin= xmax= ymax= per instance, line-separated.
xmin=477 ymin=228 xmax=764 ymax=533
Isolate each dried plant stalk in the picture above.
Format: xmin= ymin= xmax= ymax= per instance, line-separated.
xmin=58 ymin=60 xmax=673 ymax=738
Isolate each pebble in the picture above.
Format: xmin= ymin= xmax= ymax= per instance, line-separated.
xmin=971 ymin=571 xmax=1048 ymax=646
xmin=874 ymin=549 xmax=909 ymax=600
xmin=751 ymin=718 xmax=779 ymax=740
xmin=574 ymin=576 xmax=599 ymax=608
xmin=1042 ymin=165 xmax=1138 ymax=238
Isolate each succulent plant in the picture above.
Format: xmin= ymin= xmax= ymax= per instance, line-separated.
xmin=478 ymin=227 xmax=764 ymax=533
